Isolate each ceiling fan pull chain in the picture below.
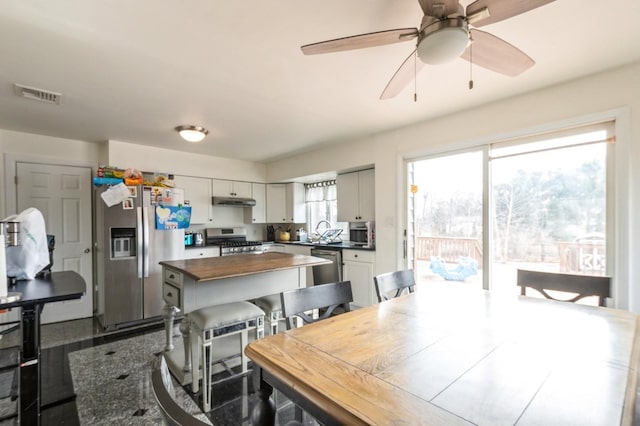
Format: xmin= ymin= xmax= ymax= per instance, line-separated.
xmin=414 ymin=50 xmax=418 ymax=102
xmin=468 ymin=35 xmax=474 ymax=90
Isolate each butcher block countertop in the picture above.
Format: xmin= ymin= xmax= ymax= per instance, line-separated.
xmin=160 ymin=252 xmax=330 ymax=282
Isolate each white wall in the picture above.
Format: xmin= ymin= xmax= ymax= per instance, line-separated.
xmin=266 ymin=60 xmax=640 ymax=312
xmin=0 ymin=129 xmax=106 ymax=217
xmin=0 ymin=134 xmax=268 ymax=217
xmin=107 ymin=140 xmax=266 ymax=183
xmin=1 ymin=134 xmax=268 ymax=241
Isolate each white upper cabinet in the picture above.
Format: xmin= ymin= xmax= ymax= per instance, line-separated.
xmin=337 ymin=169 xmax=375 ymax=222
xmin=211 ymin=179 xmax=252 ymax=198
xmin=246 ymin=182 xmax=266 ymax=223
xmin=266 ymin=184 xmax=286 ymax=223
xmin=173 ymin=175 xmax=213 ymax=224
xmin=287 ymin=183 xmax=306 ymax=224
xmin=266 ymin=183 xmax=306 ymax=223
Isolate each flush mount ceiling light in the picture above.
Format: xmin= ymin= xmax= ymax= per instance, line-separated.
xmin=175 ymin=125 xmax=208 ymax=143
xmin=417 ymin=18 xmax=469 ymax=65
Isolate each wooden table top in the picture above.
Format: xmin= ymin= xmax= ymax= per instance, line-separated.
xmin=159 ymin=252 xmax=330 ymax=282
xmin=246 ymin=285 xmax=640 ymax=425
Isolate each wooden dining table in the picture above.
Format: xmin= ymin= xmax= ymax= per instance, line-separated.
xmin=245 ymin=284 xmax=640 ymax=425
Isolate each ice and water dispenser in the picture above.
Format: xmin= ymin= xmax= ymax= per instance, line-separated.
xmin=111 ymin=228 xmax=136 ymax=258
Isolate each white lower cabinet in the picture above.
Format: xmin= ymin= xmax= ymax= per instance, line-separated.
xmin=262 ymin=243 xmax=286 ymax=253
xmin=183 ymin=246 xmax=220 ymax=259
xmin=342 ymin=249 xmax=375 ymax=308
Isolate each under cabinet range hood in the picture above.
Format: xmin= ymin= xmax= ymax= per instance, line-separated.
xmin=212 ymin=196 xmax=256 ymax=207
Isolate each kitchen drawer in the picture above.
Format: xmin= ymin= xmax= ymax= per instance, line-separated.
xmin=183 ymin=246 xmax=220 ymax=259
xmin=342 ymin=249 xmax=375 ymax=263
xmin=263 ymin=243 xmax=286 ymax=253
xmin=164 ymin=268 xmax=183 ymax=286
xmin=163 ymin=283 xmax=181 ymax=307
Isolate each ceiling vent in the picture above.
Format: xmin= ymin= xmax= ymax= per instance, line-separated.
xmin=14 ymin=83 xmax=62 ymax=105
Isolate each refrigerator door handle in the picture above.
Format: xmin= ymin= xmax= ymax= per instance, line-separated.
xmin=143 ymin=206 xmax=150 ymax=278
xmin=136 ymin=207 xmax=144 ymax=278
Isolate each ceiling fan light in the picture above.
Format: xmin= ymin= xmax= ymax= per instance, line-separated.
xmin=175 ymin=125 xmax=208 ymax=142
xmin=418 ymin=19 xmax=469 ymax=65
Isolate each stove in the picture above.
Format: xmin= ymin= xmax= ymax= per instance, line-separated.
xmin=205 ymin=227 xmax=263 ymax=256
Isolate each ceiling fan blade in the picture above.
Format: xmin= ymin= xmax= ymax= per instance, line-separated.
xmin=380 ymin=49 xmax=426 ymax=100
xmin=418 ymin=0 xmax=460 ymax=18
xmin=466 ymin=0 xmax=556 ymax=27
xmin=301 ymin=28 xmax=418 ymax=55
xmin=460 ymin=29 xmax=534 ymax=76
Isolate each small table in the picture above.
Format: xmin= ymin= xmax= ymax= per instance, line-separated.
xmin=0 ymin=271 xmax=86 ymax=425
xmin=246 ymin=285 xmax=640 ymax=425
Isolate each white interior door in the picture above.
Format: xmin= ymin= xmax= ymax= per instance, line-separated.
xmin=16 ymin=162 xmax=93 ymax=323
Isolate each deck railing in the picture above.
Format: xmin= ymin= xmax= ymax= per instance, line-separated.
xmin=415 ymin=236 xmax=483 ymax=266
xmin=557 ymin=241 xmax=606 ymax=275
xmin=415 ymin=236 xmax=605 ymax=275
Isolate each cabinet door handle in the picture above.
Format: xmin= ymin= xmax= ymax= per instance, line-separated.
xmin=167 ymin=292 xmax=173 ymax=297
xmin=169 ymin=274 xmax=174 ymax=279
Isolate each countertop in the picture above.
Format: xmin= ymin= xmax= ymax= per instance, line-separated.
xmin=160 ymin=252 xmax=330 ymax=282
xmin=263 ymin=241 xmax=376 ymax=251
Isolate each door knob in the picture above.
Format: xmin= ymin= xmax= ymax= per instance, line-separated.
xmin=84 ymin=248 xmax=91 ymax=253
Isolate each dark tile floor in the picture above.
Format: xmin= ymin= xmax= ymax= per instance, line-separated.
xmin=0 ymin=317 xmax=307 ymax=425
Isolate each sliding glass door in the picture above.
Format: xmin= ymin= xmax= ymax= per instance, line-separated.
xmin=408 ymin=122 xmax=612 ymax=299
xmin=489 ymin=131 xmax=608 ymax=295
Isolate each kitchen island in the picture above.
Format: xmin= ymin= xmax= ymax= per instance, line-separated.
xmin=159 ymin=252 xmax=329 ymax=384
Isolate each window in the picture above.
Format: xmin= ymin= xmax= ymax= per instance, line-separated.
xmin=305 ymin=181 xmax=347 ymax=234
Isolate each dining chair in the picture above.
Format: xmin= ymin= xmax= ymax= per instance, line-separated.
xmin=280 ymin=281 xmax=353 ymax=330
xmin=151 ymin=355 xmax=209 ymax=426
xmin=279 ymin=281 xmax=353 ymax=422
xmin=374 ymin=269 xmax=416 ymax=302
xmin=516 ymin=269 xmax=611 ymax=307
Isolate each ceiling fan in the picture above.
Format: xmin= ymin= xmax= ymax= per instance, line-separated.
xmin=301 ymin=0 xmax=556 ymax=99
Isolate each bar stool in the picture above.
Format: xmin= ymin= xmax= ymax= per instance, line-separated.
xmin=252 ymin=294 xmax=284 ymax=336
xmin=253 ymin=294 xmax=308 ymax=335
xmin=189 ymin=301 xmax=265 ymax=412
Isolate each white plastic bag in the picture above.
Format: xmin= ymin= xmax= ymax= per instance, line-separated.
xmin=100 ymin=183 xmax=131 ymax=207
xmin=5 ymin=208 xmax=50 ymax=280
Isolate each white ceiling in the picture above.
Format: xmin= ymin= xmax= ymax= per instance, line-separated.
xmin=0 ymin=1 xmax=639 ymax=163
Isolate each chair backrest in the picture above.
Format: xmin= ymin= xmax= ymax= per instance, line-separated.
xmin=280 ymin=281 xmax=353 ymax=330
xmin=151 ymin=355 xmax=209 ymax=426
xmin=374 ymin=269 xmax=415 ymax=302
xmin=516 ymin=269 xmax=611 ymax=307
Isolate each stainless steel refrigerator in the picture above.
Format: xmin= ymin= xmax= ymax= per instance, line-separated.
xmin=95 ymin=185 xmax=185 ymax=330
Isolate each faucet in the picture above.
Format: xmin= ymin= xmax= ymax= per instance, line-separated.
xmin=314 ymin=220 xmax=332 ymax=235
